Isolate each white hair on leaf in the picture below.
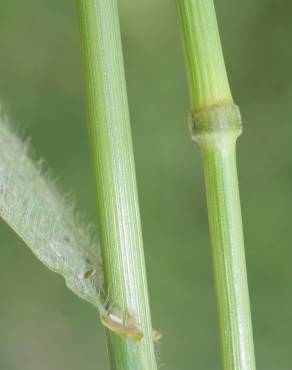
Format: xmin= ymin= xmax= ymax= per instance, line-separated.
xmin=0 ymin=109 xmax=161 ymax=342
xmin=0 ymin=108 xmax=104 ymax=309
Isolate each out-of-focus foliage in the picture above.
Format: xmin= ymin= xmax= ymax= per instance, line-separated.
xmin=0 ymin=1 xmax=291 ymax=369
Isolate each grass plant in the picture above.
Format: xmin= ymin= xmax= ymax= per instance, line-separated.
xmin=0 ymin=1 xmax=258 ymax=369
xmin=77 ymin=1 xmax=158 ymax=369
xmin=177 ymin=1 xmax=256 ymax=369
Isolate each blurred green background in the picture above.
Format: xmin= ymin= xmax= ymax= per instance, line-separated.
xmin=0 ymin=1 xmax=291 ymax=369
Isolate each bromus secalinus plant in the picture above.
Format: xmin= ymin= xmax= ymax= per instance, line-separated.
xmin=0 ymin=1 xmax=158 ymax=369
xmin=177 ymin=1 xmax=256 ymax=370
xmin=0 ymin=1 xmax=256 ymax=370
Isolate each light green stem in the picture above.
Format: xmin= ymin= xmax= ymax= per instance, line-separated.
xmin=178 ymin=0 xmax=232 ymax=111
xmin=202 ymin=135 xmax=253 ymax=370
xmin=178 ymin=1 xmax=256 ymax=370
xmin=194 ymin=107 xmax=256 ymax=370
xmin=77 ymin=1 xmax=157 ymax=369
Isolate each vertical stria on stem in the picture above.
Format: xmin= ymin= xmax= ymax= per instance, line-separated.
xmin=177 ymin=1 xmax=256 ymax=369
xmin=77 ymin=1 xmax=158 ymax=369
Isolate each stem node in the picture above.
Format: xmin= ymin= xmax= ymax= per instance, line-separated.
xmin=189 ymin=104 xmax=242 ymax=142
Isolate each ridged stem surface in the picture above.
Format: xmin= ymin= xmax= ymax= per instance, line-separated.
xmin=77 ymin=1 xmax=157 ymax=369
xmin=178 ymin=1 xmax=256 ymax=369
xmin=196 ymin=120 xmax=256 ymax=370
xmin=178 ymin=0 xmax=232 ymax=111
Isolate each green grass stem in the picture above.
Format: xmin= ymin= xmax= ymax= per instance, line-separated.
xmin=77 ymin=1 xmax=157 ymax=370
xmin=178 ymin=0 xmax=232 ymax=112
xmin=177 ymin=1 xmax=256 ymax=370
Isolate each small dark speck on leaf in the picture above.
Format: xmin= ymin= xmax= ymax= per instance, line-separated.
xmin=84 ymin=268 xmax=96 ymax=279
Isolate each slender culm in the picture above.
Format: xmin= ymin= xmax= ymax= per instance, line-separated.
xmin=77 ymin=1 xmax=157 ymax=369
xmin=177 ymin=1 xmax=256 ymax=370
